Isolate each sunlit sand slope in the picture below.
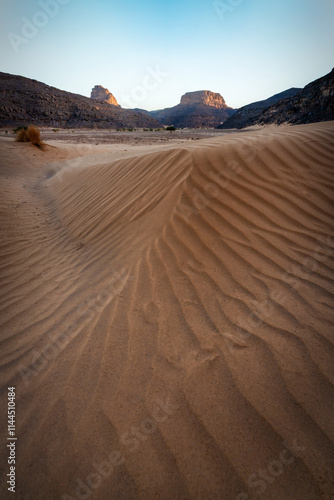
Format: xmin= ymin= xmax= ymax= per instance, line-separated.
xmin=0 ymin=122 xmax=334 ymax=500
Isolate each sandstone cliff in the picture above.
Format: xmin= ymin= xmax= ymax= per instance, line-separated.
xmin=0 ymin=72 xmax=161 ymax=129
xmin=91 ymin=85 xmax=119 ymax=106
xmin=180 ymin=91 xmax=227 ymax=109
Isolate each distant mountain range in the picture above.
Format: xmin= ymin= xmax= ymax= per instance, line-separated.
xmin=0 ymin=72 xmax=160 ymax=129
xmin=0 ymin=69 xmax=333 ymax=129
xmin=220 ymin=68 xmax=334 ymax=129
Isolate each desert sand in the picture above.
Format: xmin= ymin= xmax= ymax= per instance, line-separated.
xmin=0 ymin=122 xmax=334 ymax=500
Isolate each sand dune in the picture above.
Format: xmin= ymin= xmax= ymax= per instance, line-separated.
xmin=0 ymin=122 xmax=334 ymax=500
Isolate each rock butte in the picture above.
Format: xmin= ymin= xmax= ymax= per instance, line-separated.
xmin=91 ymin=85 xmax=119 ymax=106
xmin=180 ymin=91 xmax=227 ymax=109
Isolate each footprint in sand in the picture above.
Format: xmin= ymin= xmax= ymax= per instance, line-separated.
xmin=144 ymin=301 xmax=160 ymax=324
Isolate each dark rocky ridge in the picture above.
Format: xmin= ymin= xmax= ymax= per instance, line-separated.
xmin=0 ymin=72 xmax=161 ymax=129
xmin=149 ymin=90 xmax=235 ymax=128
xmin=220 ymin=68 xmax=334 ymax=129
xmin=249 ymin=68 xmax=334 ymax=126
xmin=219 ymin=88 xmax=301 ymax=129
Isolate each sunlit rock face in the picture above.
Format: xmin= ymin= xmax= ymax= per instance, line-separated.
xmin=149 ymin=89 xmax=234 ymax=128
xmin=180 ymin=91 xmax=227 ymax=109
xmin=91 ymin=85 xmax=119 ymax=106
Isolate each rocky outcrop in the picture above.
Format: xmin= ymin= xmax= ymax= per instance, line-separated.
xmin=91 ymin=85 xmax=119 ymax=106
xmin=0 ymin=72 xmax=161 ymax=129
xmin=149 ymin=90 xmax=234 ymax=128
xmin=248 ymin=68 xmax=334 ymax=127
xmin=219 ymin=88 xmax=301 ymax=129
xmin=180 ymin=91 xmax=227 ymax=109
xmin=220 ymin=68 xmax=334 ymax=129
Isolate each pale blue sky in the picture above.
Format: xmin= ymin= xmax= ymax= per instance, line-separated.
xmin=0 ymin=0 xmax=333 ymax=110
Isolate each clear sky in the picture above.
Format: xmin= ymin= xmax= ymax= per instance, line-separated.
xmin=0 ymin=0 xmax=333 ymax=110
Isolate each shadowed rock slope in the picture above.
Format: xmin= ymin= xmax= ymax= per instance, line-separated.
xmin=218 ymin=88 xmax=301 ymax=129
xmin=220 ymin=69 xmax=334 ymax=129
xmin=0 ymin=72 xmax=161 ymax=129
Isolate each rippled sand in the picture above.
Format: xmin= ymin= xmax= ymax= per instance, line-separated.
xmin=0 ymin=122 xmax=334 ymax=500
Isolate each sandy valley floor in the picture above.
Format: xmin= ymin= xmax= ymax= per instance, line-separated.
xmin=0 ymin=123 xmax=334 ymax=499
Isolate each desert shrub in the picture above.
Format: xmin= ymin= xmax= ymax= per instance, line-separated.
xmin=16 ymin=125 xmax=44 ymax=149
xmin=127 ymin=128 xmax=133 ymax=132
xmin=166 ymin=126 xmax=176 ymax=131
xmin=16 ymin=129 xmax=27 ymax=142
xmin=26 ymin=126 xmax=44 ymax=147
xmin=149 ymin=128 xmax=153 ymax=131
xmin=143 ymin=128 xmax=148 ymax=131
xmin=53 ymin=128 xmax=59 ymax=132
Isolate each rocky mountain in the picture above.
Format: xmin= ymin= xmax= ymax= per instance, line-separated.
xmin=220 ymin=68 xmax=334 ymax=129
xmin=249 ymin=68 xmax=334 ymax=127
xmin=149 ymin=90 xmax=235 ymax=128
xmin=0 ymin=72 xmax=161 ymax=129
xmin=218 ymin=88 xmax=301 ymax=129
xmin=180 ymin=91 xmax=227 ymax=108
xmin=91 ymin=85 xmax=119 ymax=106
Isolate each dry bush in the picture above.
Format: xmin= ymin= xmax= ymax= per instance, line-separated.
xmin=16 ymin=128 xmax=28 ymax=142
xmin=16 ymin=125 xmax=45 ymax=149
xmin=26 ymin=126 xmax=44 ymax=148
